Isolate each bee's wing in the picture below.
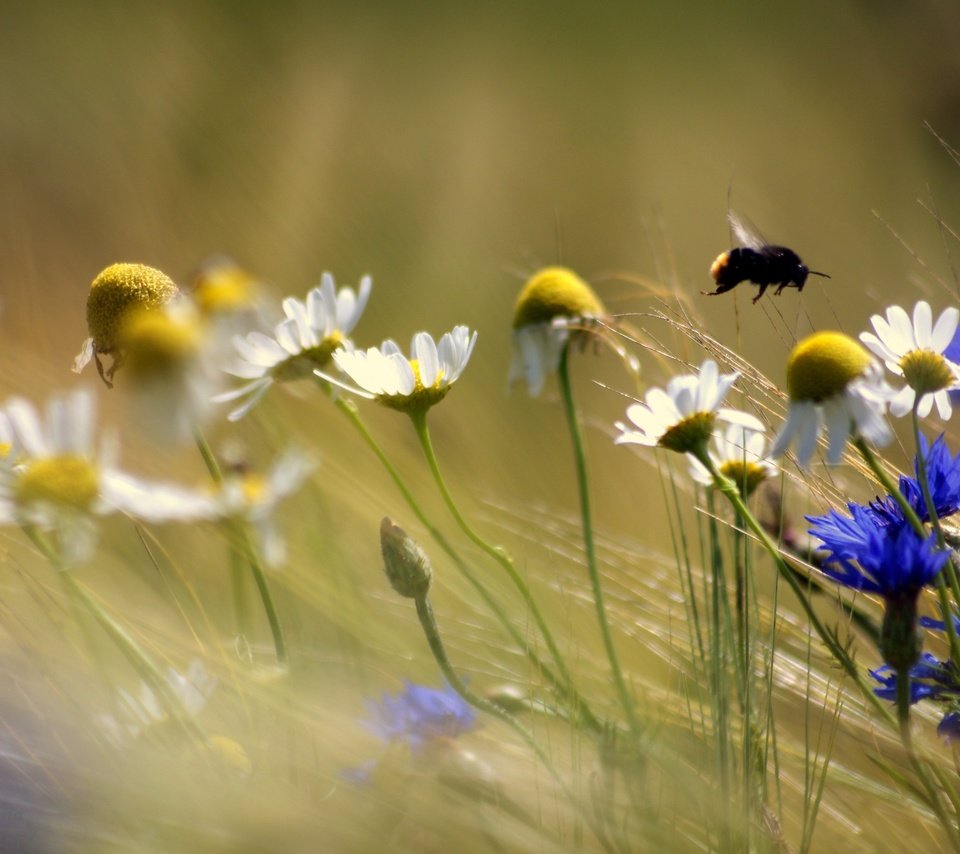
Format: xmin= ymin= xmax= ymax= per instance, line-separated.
xmin=727 ymin=211 xmax=766 ymax=251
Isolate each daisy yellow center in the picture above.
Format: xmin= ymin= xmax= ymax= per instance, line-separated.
xmin=193 ymin=265 xmax=256 ymax=315
xmin=86 ymin=263 xmax=180 ymax=354
xmin=899 ymin=350 xmax=955 ymax=396
xmin=241 ymin=474 xmax=265 ymax=504
xmin=120 ymin=310 xmax=202 ymax=379
xmin=380 ymin=358 xmax=450 ymax=413
xmin=512 ymin=267 xmax=605 ymax=329
xmin=658 ymin=412 xmax=716 ymax=454
xmin=717 ymin=460 xmax=768 ymax=497
xmin=16 ymin=455 xmax=99 ymax=510
xmin=272 ymin=333 xmax=345 ymax=383
xmin=786 ymin=331 xmax=871 ymax=402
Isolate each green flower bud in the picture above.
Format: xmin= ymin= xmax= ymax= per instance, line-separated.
xmin=380 ymin=517 xmax=432 ymax=598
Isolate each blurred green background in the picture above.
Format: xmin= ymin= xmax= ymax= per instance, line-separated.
xmin=3 ymin=1 xmax=960 ymax=518
xmin=2 ymin=2 xmax=960 ymax=848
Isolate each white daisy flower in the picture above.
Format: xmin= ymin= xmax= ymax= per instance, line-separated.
xmin=328 ymin=325 xmax=478 ymax=414
xmin=508 ymin=267 xmax=606 ymax=397
xmin=218 ymin=449 xmax=314 ymax=567
xmin=97 ymin=659 xmax=216 ymax=746
xmin=770 ymin=331 xmax=894 ymax=469
xmin=688 ymin=423 xmax=776 ymax=496
xmin=859 ymin=300 xmax=960 ymax=419
xmin=615 ymin=359 xmax=763 ymax=454
xmin=213 ymin=273 xmax=372 ymax=421
xmin=0 ymin=389 xmax=217 ymax=564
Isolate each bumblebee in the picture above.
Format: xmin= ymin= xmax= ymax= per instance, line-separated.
xmin=706 ymin=213 xmax=830 ymax=304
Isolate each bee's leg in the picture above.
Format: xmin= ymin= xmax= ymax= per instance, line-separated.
xmin=701 ymin=281 xmax=739 ymax=296
xmin=751 ymin=284 xmax=769 ymax=304
xmin=774 ymin=282 xmax=787 ymax=295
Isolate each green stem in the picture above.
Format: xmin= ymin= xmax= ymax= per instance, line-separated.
xmin=910 ymin=409 xmax=960 ymax=665
xmin=234 ymin=522 xmax=287 ymax=666
xmin=408 ymin=409 xmax=588 ymax=727
xmin=704 ymin=450 xmax=958 ymax=842
xmin=193 ymin=427 xmax=223 ymax=484
xmin=895 ymin=663 xmax=913 ymax=747
xmin=333 ymin=395 xmax=602 ymax=734
xmin=557 ymin=345 xmax=640 ymax=737
xmin=854 ymin=438 xmax=925 ymax=537
xmin=193 ymin=431 xmax=283 ymax=663
xmin=413 ymin=593 xmax=617 ymax=854
xmin=694 ymin=449 xmax=892 ymax=721
xmin=24 ymin=526 xmax=204 ymax=740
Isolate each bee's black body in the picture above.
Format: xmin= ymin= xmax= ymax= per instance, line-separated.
xmin=707 ymin=214 xmax=829 ymax=304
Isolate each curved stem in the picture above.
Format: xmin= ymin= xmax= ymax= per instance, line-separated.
xmin=333 ymin=395 xmax=602 ymax=734
xmin=408 ymin=409 xmax=593 ymax=729
xmin=24 ymin=526 xmax=205 ymax=740
xmin=854 ymin=438 xmax=925 ymax=537
xmin=693 ymin=449 xmax=893 ymax=722
xmin=706 ymin=455 xmax=956 ymax=842
xmin=233 ymin=521 xmax=287 ymax=665
xmin=193 ymin=430 xmax=283 ymax=663
xmin=193 ymin=427 xmax=223 ymax=484
xmin=557 ymin=346 xmax=641 ymax=737
xmin=910 ymin=410 xmax=960 ymax=665
xmin=413 ymin=593 xmax=617 ymax=854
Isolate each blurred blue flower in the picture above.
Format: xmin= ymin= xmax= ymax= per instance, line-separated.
xmin=869 ymin=434 xmax=960 ymax=524
xmin=808 ymin=505 xmax=949 ymax=597
xmin=938 ymin=711 xmax=960 ymax=744
xmin=870 ymin=653 xmax=960 ymax=703
xmin=362 ymin=681 xmax=477 ymax=750
xmin=946 ymin=326 xmax=960 ymax=374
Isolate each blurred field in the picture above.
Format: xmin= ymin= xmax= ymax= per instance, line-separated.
xmin=2 ymin=2 xmax=960 ymax=851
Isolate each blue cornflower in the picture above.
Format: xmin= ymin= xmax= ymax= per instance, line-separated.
xmin=809 ymin=508 xmax=949 ymax=670
xmin=870 ymin=653 xmax=960 ymax=703
xmin=362 ymin=681 xmax=476 ymax=750
xmin=938 ymin=711 xmax=960 ymax=744
xmin=906 ymin=434 xmax=960 ymax=521
xmin=809 ymin=509 xmax=949 ymax=598
xmin=870 ymin=434 xmax=960 ymax=524
xmin=807 ymin=502 xmax=891 ymax=564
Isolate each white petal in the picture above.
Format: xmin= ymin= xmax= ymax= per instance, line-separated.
xmin=934 ymin=390 xmax=953 ymax=421
xmin=913 ymin=301 xmax=933 ymax=349
xmin=888 ymin=385 xmax=915 ymax=418
xmin=859 ymin=331 xmax=899 ymax=366
xmin=716 ymin=408 xmax=764 ymax=432
xmin=793 ymin=406 xmax=822 ymax=469
xmin=886 ymin=305 xmax=915 ymax=352
xmin=821 ymin=398 xmax=851 ymax=465
xmin=5 ymin=398 xmax=48 ymax=457
xmin=413 ymin=332 xmax=439 ymax=387
xmin=932 ymin=307 xmax=960 ymax=352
